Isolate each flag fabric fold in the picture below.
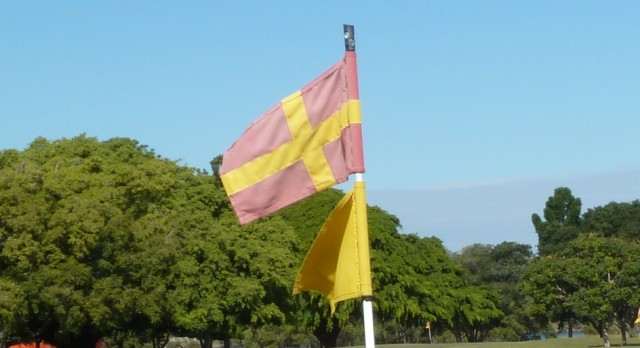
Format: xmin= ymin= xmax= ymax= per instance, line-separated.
xmin=293 ymin=181 xmax=373 ymax=313
xmin=220 ymin=55 xmax=364 ymax=225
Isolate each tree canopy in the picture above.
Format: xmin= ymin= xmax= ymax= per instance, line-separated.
xmin=525 ymin=187 xmax=640 ymax=346
xmin=1 ymin=135 xmax=493 ymax=347
xmin=532 ymin=187 xmax=582 ymax=256
xmin=4 ymin=136 xmax=639 ymax=347
xmin=0 ymin=136 xmax=298 ymax=347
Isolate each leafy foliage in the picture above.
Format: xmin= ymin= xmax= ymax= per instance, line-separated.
xmin=12 ymin=137 xmax=640 ymax=347
xmin=531 ymin=187 xmax=582 ymax=255
xmin=581 ymin=200 xmax=640 ymax=239
xmin=0 ymin=136 xmax=298 ymax=347
xmin=525 ymin=188 xmax=640 ymax=346
xmin=453 ymin=242 xmax=533 ymax=341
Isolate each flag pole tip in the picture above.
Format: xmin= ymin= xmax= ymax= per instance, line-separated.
xmin=343 ymin=25 xmax=355 ymax=51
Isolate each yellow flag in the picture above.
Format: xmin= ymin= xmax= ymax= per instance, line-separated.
xmin=293 ymin=181 xmax=373 ymax=313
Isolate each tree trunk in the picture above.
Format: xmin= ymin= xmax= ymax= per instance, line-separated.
xmin=454 ymin=331 xmax=463 ymax=343
xmin=620 ymin=320 xmax=628 ymax=345
xmin=466 ymin=329 xmax=479 ymax=342
xmin=568 ymin=317 xmax=573 ymax=338
xmin=317 ymin=332 xmax=339 ymax=347
xmin=313 ymin=316 xmax=341 ymax=347
xmin=602 ymin=324 xmax=610 ymax=348
xmin=198 ymin=337 xmax=213 ymax=348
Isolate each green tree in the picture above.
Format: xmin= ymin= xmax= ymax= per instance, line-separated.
xmin=374 ymin=232 xmax=466 ymax=342
xmin=1 ymin=134 xmax=507 ymax=347
xmin=453 ymin=242 xmax=534 ymax=341
xmin=0 ymin=136 xmax=209 ymax=346
xmin=562 ymin=236 xmax=640 ymax=346
xmin=449 ymin=286 xmax=503 ymax=342
xmin=581 ymin=200 xmax=640 ymax=239
xmin=523 ymin=235 xmax=640 ymax=347
xmin=532 ymin=187 xmax=582 ymax=256
xmin=169 ymin=214 xmax=299 ymax=348
xmin=5 ymin=137 xmax=194 ymax=346
xmin=521 ymin=252 xmax=581 ymax=339
xmin=453 ymin=244 xmax=493 ymax=285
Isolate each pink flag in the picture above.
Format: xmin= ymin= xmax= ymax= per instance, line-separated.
xmin=220 ymin=53 xmax=364 ymax=224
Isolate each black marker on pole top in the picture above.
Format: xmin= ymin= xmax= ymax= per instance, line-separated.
xmin=344 ymin=24 xmax=355 ymax=52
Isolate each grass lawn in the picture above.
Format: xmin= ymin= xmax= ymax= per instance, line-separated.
xmin=359 ymin=336 xmax=640 ymax=348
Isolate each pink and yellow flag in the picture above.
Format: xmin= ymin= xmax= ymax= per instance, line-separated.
xmin=292 ymin=181 xmax=373 ymax=313
xmin=220 ymin=54 xmax=364 ymax=224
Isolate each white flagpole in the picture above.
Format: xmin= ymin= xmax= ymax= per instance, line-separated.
xmin=355 ymin=172 xmax=374 ymax=348
xmin=363 ymin=298 xmax=375 ymax=348
xmin=354 ymin=173 xmax=375 ymax=347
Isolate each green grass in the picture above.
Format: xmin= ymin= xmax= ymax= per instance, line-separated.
xmin=355 ymin=336 xmax=640 ymax=348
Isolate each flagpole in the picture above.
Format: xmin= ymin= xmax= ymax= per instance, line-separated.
xmin=344 ymin=24 xmax=376 ymax=348
xmin=355 ymin=174 xmax=375 ymax=348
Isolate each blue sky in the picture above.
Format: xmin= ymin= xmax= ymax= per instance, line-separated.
xmin=2 ymin=1 xmax=639 ymax=252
